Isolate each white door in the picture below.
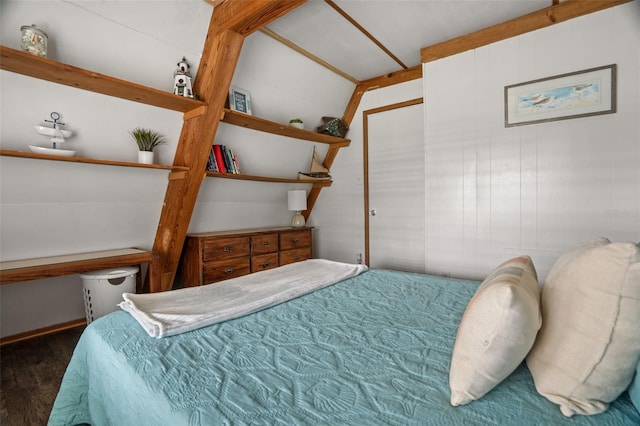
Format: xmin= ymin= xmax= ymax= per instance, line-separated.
xmin=366 ymin=101 xmax=425 ymax=272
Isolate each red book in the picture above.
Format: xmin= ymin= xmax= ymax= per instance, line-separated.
xmin=213 ymin=144 xmax=226 ymax=173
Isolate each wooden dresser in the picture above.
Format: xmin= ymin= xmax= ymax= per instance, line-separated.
xmin=178 ymin=227 xmax=312 ymax=287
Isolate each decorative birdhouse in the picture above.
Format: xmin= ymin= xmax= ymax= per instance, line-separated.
xmin=173 ymin=57 xmax=194 ymax=98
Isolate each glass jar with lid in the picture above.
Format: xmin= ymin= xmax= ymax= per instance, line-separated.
xmin=21 ymin=24 xmax=48 ymax=58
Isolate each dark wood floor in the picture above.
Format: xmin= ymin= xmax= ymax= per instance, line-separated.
xmin=1 ymin=327 xmax=84 ymax=426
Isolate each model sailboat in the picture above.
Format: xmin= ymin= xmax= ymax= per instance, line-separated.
xmin=298 ymin=147 xmax=331 ymax=180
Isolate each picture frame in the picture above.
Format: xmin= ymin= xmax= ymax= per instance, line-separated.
xmin=228 ymin=86 xmax=252 ymax=115
xmin=504 ymin=64 xmax=616 ymax=127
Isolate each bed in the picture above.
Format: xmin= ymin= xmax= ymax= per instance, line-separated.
xmin=49 ymin=260 xmax=640 ymax=425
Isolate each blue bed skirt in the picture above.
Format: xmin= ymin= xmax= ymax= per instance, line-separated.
xmin=49 ymin=269 xmax=640 ymax=425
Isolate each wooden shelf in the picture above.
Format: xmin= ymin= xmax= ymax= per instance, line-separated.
xmin=0 ymin=46 xmax=206 ymax=113
xmin=221 ymin=109 xmax=350 ymax=147
xmin=0 ymin=149 xmax=190 ymax=172
xmin=205 ymin=171 xmax=332 ymax=186
xmin=0 ymin=248 xmax=154 ymax=285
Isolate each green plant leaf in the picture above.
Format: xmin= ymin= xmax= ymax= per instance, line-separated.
xmin=130 ymin=127 xmax=167 ymax=151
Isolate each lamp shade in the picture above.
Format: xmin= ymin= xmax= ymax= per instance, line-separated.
xmin=288 ymin=190 xmax=307 ymax=211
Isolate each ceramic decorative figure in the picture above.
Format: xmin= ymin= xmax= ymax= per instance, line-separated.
xmin=130 ymin=128 xmax=166 ymax=164
xmin=173 ymin=57 xmax=194 ymax=98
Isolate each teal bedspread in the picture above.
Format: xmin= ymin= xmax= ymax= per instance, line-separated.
xmin=49 ymin=269 xmax=639 ymax=425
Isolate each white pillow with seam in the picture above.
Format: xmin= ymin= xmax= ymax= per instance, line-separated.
xmin=526 ymin=239 xmax=640 ymax=417
xmin=449 ymin=255 xmax=541 ymax=406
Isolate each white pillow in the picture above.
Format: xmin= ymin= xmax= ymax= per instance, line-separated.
xmin=449 ymin=255 xmax=541 ymax=406
xmin=526 ymin=239 xmax=640 ymax=417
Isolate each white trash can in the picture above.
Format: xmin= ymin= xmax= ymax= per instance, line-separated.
xmin=79 ymin=266 xmax=138 ymax=323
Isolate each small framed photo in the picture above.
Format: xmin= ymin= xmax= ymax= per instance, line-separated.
xmin=229 ymin=86 xmax=252 ymax=115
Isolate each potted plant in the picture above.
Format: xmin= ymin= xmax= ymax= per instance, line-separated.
xmin=130 ymin=127 xmax=166 ymax=164
xmin=288 ymin=118 xmax=304 ymax=130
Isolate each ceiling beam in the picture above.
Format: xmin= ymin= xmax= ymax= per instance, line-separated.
xmin=324 ymin=0 xmax=408 ymax=70
xmin=421 ymin=0 xmax=632 ymax=63
xmin=260 ymin=27 xmax=359 ymax=83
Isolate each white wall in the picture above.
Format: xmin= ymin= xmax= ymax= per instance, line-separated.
xmin=0 ymin=1 xmax=352 ymax=337
xmin=422 ymin=2 xmax=640 ymax=280
xmin=314 ymin=2 xmax=639 ymax=283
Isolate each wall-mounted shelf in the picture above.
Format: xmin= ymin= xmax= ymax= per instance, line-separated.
xmin=0 ymin=149 xmax=190 ymax=172
xmin=206 ymin=109 xmax=346 ymax=186
xmin=1 ymin=12 xmax=346 ymax=297
xmin=0 ymin=248 xmax=155 ymax=286
xmin=205 ymin=170 xmax=332 ymax=186
xmin=0 ymin=46 xmax=206 ymax=113
xmin=221 ymin=109 xmax=350 ymax=147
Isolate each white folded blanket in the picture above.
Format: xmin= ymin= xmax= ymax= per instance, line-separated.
xmin=119 ymin=259 xmax=368 ymax=338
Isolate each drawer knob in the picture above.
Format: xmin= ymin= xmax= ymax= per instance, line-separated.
xmin=292 ymin=238 xmax=299 ymax=244
xmin=262 ymin=260 xmax=270 ymax=268
xmin=261 ymin=242 xmax=270 ymax=247
xmin=223 ymin=246 xmax=233 ymax=252
xmin=224 ymin=267 xmax=234 ymax=274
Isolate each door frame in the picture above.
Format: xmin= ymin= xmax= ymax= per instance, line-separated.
xmin=363 ymin=97 xmax=424 ymax=266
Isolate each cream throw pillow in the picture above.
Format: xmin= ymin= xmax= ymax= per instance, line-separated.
xmin=526 ymin=239 xmax=640 ymax=417
xmin=449 ymin=255 xmax=541 ymax=406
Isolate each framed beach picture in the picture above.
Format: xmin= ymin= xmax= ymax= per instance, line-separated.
xmin=229 ymin=86 xmax=252 ymax=115
xmin=504 ymin=64 xmax=616 ymax=127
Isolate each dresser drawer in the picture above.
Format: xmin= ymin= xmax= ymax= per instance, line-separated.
xmin=180 ymin=227 xmax=312 ymax=288
xmin=280 ymin=247 xmax=312 ymax=266
xmin=203 ymin=258 xmax=250 ymax=283
xmin=251 ymin=234 xmax=278 ymax=255
xmin=279 ymin=229 xmax=311 ymax=251
xmin=251 ymin=253 xmax=279 ymax=273
xmin=203 ymin=236 xmax=250 ymax=262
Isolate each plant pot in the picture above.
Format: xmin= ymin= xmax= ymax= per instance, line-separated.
xmin=289 ymin=122 xmax=304 ymax=130
xmin=138 ymin=151 xmax=154 ymax=164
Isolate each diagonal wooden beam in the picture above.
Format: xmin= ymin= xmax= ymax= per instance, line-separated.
xmin=152 ymin=30 xmax=243 ymax=292
xmin=324 ymin=0 xmax=408 ymax=70
xmin=260 ymin=27 xmax=359 ymax=83
xmin=342 ymin=66 xmax=422 ymax=126
xmin=151 ymin=0 xmax=307 ymax=291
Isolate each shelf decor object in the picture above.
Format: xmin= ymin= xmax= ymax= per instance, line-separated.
xmin=130 ymin=127 xmax=166 ymax=164
xmin=30 ymin=112 xmax=75 ymax=157
xmin=298 ymin=146 xmax=331 ymax=181
xmin=173 ymin=57 xmax=195 ymax=99
xmin=228 ymin=86 xmax=252 ymax=115
xmin=317 ymin=116 xmax=348 ymax=137
xmin=20 ymin=24 xmax=47 ymax=58
xmin=288 ymin=190 xmax=307 ymax=228
xmin=289 ymin=118 xmax=304 ymax=129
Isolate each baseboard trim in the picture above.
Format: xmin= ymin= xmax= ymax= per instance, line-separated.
xmin=0 ymin=318 xmax=86 ymax=346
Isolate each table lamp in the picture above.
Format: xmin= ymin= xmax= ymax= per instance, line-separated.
xmin=288 ymin=190 xmax=307 ymax=228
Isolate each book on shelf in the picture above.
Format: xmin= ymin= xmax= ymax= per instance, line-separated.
xmin=207 ymin=144 xmax=240 ymax=174
xmin=207 ymin=147 xmax=219 ymax=172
